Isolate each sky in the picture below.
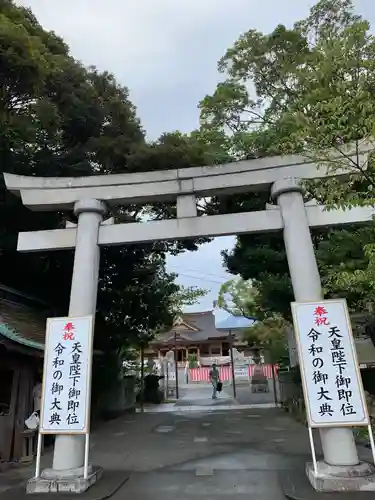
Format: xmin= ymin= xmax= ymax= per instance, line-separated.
xmin=16 ymin=0 xmax=374 ymax=318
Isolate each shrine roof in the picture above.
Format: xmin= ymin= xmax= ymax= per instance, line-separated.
xmin=154 ymin=311 xmax=231 ymax=344
xmin=0 ymin=297 xmax=46 ymax=351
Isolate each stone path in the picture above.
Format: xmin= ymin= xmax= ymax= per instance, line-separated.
xmin=142 ymin=383 xmax=276 ymax=413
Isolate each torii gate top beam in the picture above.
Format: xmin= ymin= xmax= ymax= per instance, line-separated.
xmin=3 ymin=143 xmax=371 ymax=211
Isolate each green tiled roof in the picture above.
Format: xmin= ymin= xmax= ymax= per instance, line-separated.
xmin=0 ymin=299 xmax=46 ymax=351
xmin=0 ymin=323 xmax=44 ymax=351
xmin=0 ymin=298 xmax=104 ymax=356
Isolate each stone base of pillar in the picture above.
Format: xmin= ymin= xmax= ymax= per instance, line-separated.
xmin=306 ymin=461 xmax=375 ymax=492
xmin=26 ymin=465 xmax=103 ymax=494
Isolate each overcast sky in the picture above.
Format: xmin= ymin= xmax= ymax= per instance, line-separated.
xmin=16 ymin=0 xmax=374 ymax=317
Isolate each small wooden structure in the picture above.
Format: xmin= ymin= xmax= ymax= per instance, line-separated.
xmin=0 ymin=285 xmax=49 ymax=463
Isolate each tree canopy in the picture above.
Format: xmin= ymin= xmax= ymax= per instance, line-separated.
xmin=200 ymin=0 xmax=375 ymax=202
xmin=216 ymin=277 xmax=289 ymax=364
xmin=199 ymin=0 xmax=375 ymax=318
xmin=0 ymin=0 xmax=207 ymax=351
xmin=216 ymin=278 xmax=258 ymax=319
xmin=244 ymin=317 xmax=289 ymax=365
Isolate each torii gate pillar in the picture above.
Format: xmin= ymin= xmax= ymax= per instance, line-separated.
xmin=54 ymin=200 xmax=106 ymax=470
xmin=272 ymin=178 xmax=374 ymax=492
xmin=30 ymin=199 xmax=107 ymax=493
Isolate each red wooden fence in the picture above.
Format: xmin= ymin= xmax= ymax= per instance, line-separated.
xmin=189 ymin=364 xmax=277 ymax=382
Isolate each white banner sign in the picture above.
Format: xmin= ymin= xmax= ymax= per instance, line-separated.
xmin=40 ymin=316 xmax=94 ymax=434
xmin=235 ymin=366 xmax=248 ymax=378
xmin=168 ymin=365 xmax=176 ymax=381
xmin=291 ymin=299 xmax=369 ymax=428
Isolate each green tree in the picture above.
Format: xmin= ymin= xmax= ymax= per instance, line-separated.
xmin=224 ymin=225 xmax=375 ymax=318
xmin=170 ymin=284 xmax=208 ymax=312
xmin=216 ymin=278 xmax=258 ymax=319
xmin=317 ymin=226 xmax=375 ymax=310
xmin=0 ymin=0 xmax=208 ymax=354
xmin=244 ymin=316 xmax=289 ymax=365
xmin=200 ymin=0 xmax=375 ymax=206
xmin=216 ymin=278 xmax=288 ymax=364
xmin=200 ymin=0 xmax=375 ymax=317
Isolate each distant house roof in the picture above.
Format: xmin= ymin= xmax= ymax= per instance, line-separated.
xmin=216 ymin=315 xmax=256 ymax=331
xmin=0 ymin=297 xmax=46 ymax=352
xmin=153 ymin=311 xmax=230 ymax=344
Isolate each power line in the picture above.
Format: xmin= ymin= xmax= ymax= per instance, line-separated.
xmin=168 ymin=264 xmax=230 ymax=281
xmin=172 ymin=272 xmax=226 ymax=285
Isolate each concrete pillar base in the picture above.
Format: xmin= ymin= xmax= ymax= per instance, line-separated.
xmin=26 ymin=465 xmax=103 ymax=494
xmin=306 ymin=461 xmax=375 ymax=492
xmin=41 ymin=464 xmax=93 ymax=479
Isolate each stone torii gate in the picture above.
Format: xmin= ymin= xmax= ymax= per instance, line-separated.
xmin=4 ymin=144 xmax=375 ymax=494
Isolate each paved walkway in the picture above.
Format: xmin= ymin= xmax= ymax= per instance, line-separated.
xmin=230 ymin=379 xmax=279 ymax=406
xmin=143 ymin=383 xmax=275 ymax=413
xmin=1 ymin=385 xmax=373 ymax=498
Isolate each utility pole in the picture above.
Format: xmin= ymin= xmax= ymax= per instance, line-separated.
xmin=174 ymin=331 xmax=179 ymax=399
xmin=164 ymin=358 xmax=169 ymax=400
xmin=140 ymin=342 xmax=145 ymax=412
xmin=229 ymin=331 xmax=236 ymax=399
xmin=271 ymin=361 xmax=278 ymax=407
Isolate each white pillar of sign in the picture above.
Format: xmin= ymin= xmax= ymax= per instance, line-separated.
xmin=271 ymin=178 xmax=359 ymax=468
xmin=50 ymin=199 xmax=106 ymax=474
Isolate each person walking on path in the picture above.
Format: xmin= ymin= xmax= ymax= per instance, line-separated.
xmin=209 ymin=363 xmax=220 ymax=399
